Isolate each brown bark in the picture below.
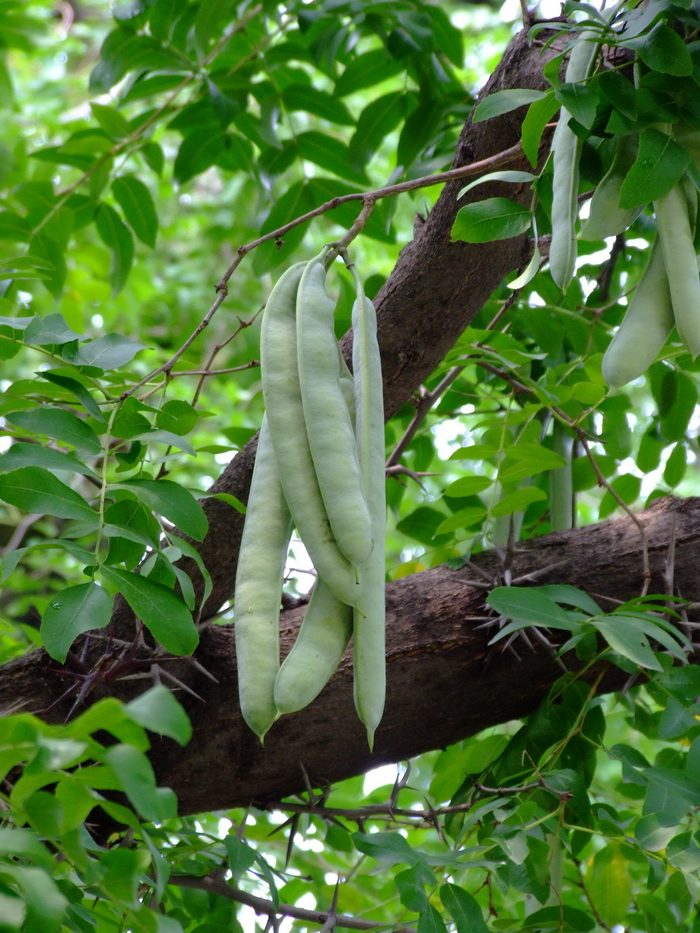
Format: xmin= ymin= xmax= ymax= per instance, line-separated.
xmin=2 ymin=496 xmax=698 ymax=816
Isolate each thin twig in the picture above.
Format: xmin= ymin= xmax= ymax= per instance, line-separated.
xmin=216 ymin=138 xmax=540 ymax=291
xmin=385 ymin=367 xmax=464 ymax=469
xmin=577 ymin=435 xmax=650 ymax=592
xmin=125 ymin=137 xmax=540 ymax=401
xmin=170 ymin=875 xmax=413 ymax=931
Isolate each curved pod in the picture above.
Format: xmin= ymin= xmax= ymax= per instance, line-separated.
xmin=351 ymin=291 xmax=387 ymax=749
xmin=233 ymin=416 xmax=292 ymax=739
xmin=602 ymin=236 xmax=674 ymax=387
xmin=296 ymin=259 xmax=374 ymax=565
xmin=273 ymin=580 xmax=353 ymax=715
xmin=580 ymin=134 xmax=642 ymax=241
xmin=655 ymin=183 xmax=700 ymax=360
xmin=260 ymin=260 xmax=360 ymax=606
xmin=550 ymin=31 xmax=604 ymax=290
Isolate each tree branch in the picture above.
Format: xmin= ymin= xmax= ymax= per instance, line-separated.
xmin=170 ymin=875 xmax=410 ymax=931
xmin=3 ymin=496 xmax=698 ymax=816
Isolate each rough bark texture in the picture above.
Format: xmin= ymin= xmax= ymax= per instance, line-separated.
xmin=2 ymin=496 xmax=699 ymax=816
xmin=3 ymin=29 xmax=696 ymax=819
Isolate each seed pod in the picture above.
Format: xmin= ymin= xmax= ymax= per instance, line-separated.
xmin=602 ymin=235 xmax=674 ymax=387
xmin=351 ymin=280 xmax=386 ymax=749
xmin=655 ymin=183 xmax=700 ymax=360
xmin=296 ymin=258 xmax=374 ymax=565
xmin=260 ymin=258 xmax=361 ymax=606
xmin=550 ymin=30 xmax=604 ymax=290
xmin=233 ymin=416 xmax=292 ymax=740
xmin=273 ymin=580 xmax=353 ymax=715
xmin=580 ymin=134 xmax=642 ymax=241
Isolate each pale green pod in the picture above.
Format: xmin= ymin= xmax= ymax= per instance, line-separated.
xmin=233 ymin=416 xmax=292 ymax=740
xmin=273 ymin=580 xmax=353 ymax=715
xmin=602 ymin=236 xmax=674 ymax=387
xmin=655 ymin=183 xmax=700 ymax=360
xmin=338 ymin=344 xmax=356 ymax=423
xmin=351 ymin=289 xmax=386 ymax=749
xmin=550 ymin=31 xmax=604 ymax=291
xmin=296 ymin=259 xmax=374 ymax=565
xmin=260 ymin=260 xmax=361 ymax=607
xmin=579 ymin=134 xmax=642 ymax=241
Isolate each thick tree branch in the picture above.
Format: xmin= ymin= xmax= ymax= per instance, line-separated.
xmin=2 ymin=496 xmax=698 ymax=816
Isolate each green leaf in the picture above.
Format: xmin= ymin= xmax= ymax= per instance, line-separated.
xmin=23 ymin=313 xmax=81 ymax=346
xmin=490 ymin=486 xmax=546 ymax=517
xmin=353 ymin=832 xmax=426 ymax=866
xmin=29 ymin=234 xmax=66 ymax=297
xmin=443 ymin=476 xmax=492 ymax=497
xmin=658 ymin=696 xmax=697 ymax=740
xmin=434 ymin=507 xmax=487 ymax=536
xmin=487 ymin=586 xmax=582 ymax=630
xmin=599 ymin=473 xmax=641 ymax=520
xmin=95 ymin=202 xmax=134 ymax=295
xmin=6 ymin=407 xmax=102 ymax=455
xmin=0 ymin=443 xmax=99 ymax=479
xmin=457 ymin=170 xmax=535 ymax=200
xmin=155 ymin=400 xmax=199 ymax=436
xmin=426 ymin=5 xmax=463 ymax=65
xmin=472 ymin=88 xmax=547 ymax=123
xmin=592 ymin=617 xmax=663 ymax=670
xmin=0 ymin=467 xmax=96 ymax=521
xmin=349 ymin=92 xmax=404 ymax=172
xmin=104 ymin=744 xmax=175 ymax=822
xmin=440 ymin=883 xmax=490 ymax=933
xmin=585 ymin=843 xmax=633 ymax=926
xmin=7 ymin=865 xmax=67 ymax=933
xmin=523 ymin=906 xmax=595 ymax=931
xmin=498 ymin=444 xmax=566 ymax=482
xmin=282 ymin=85 xmax=354 ymax=125
xmin=174 ymin=130 xmax=226 ymax=185
xmin=100 ymin=565 xmax=198 ymax=655
xmin=0 ymin=211 xmax=30 ymax=241
xmin=418 ymin=904 xmax=448 ymax=933
xmin=297 ymin=131 xmax=369 ymax=183
xmin=659 ymin=371 xmax=697 ymax=442
xmin=90 ymin=28 xmax=191 ymax=94
xmin=224 ymin=835 xmax=257 ymax=881
xmin=396 ymin=864 xmax=432 ymax=912
xmin=40 ymin=583 xmax=113 ymax=663
xmin=663 ymin=441 xmax=686 ymax=488
xmin=208 ymin=492 xmax=246 ymax=513
xmin=109 ymin=478 xmax=208 ymax=541
xmin=619 ymin=129 xmax=690 ymax=208
xmin=555 ymin=81 xmax=599 ymax=129
xmin=625 ymin=22 xmax=693 ymax=76
xmin=521 ymin=92 xmax=561 ymax=167
xmin=0 ymin=828 xmax=53 ymax=868
xmin=112 ymin=175 xmax=158 ymax=247
xmin=451 ymin=198 xmax=531 ymax=243
xmin=335 ymin=50 xmax=403 ymax=96
xmin=90 ymin=102 xmax=131 ymax=139
xmin=534 ymin=585 xmax=601 ymax=615
xmin=645 ymin=766 xmax=700 ymax=805
xmin=126 ymin=686 xmax=192 ymax=746
xmin=62 ymin=333 xmax=148 ymax=370
xmin=194 ymin=0 xmax=237 ymax=59
xmin=38 ymin=371 xmax=104 ymax=422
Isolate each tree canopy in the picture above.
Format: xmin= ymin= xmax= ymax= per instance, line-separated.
xmin=1 ymin=1 xmax=700 ymax=931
